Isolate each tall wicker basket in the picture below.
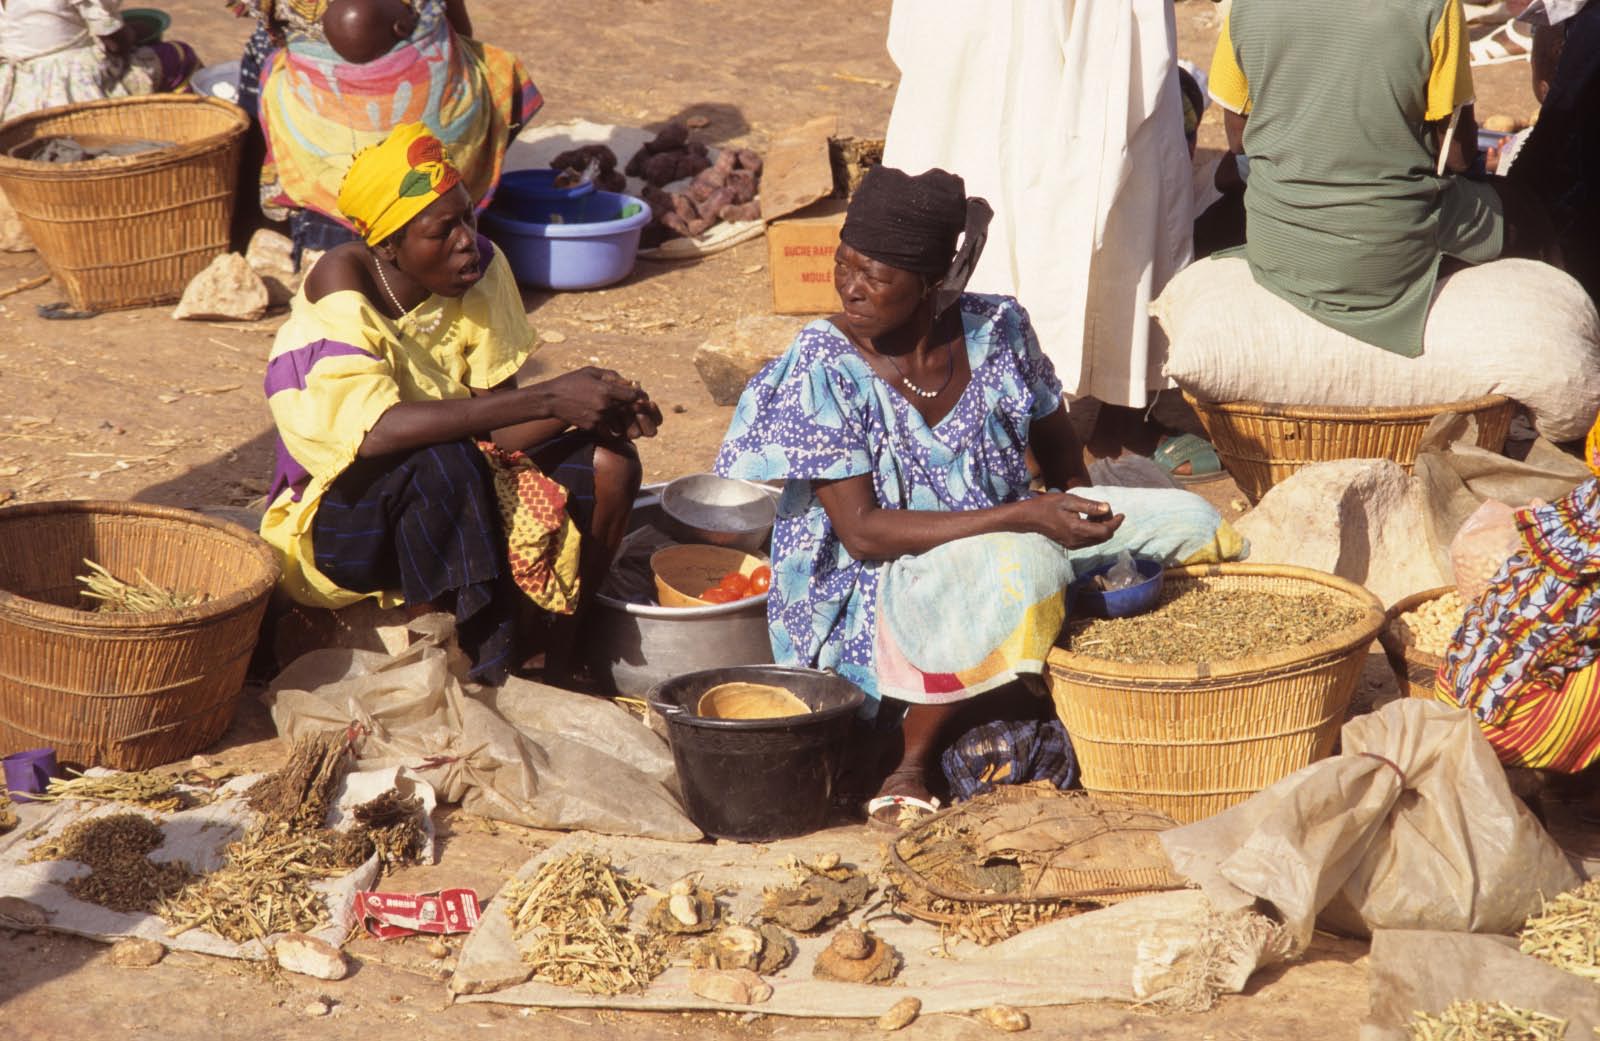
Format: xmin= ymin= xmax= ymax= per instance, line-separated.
xmin=0 ymin=501 xmax=278 ymax=770
xmin=0 ymin=95 xmax=248 ymax=312
xmin=1182 ymin=392 xmax=1516 ymax=504
xmin=1048 ymin=564 xmax=1385 ymax=824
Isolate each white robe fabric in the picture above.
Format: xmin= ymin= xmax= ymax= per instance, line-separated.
xmin=883 ymin=0 xmax=1194 ymax=408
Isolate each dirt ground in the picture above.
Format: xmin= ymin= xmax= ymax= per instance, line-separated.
xmin=0 ymin=1 xmax=1552 ymax=1036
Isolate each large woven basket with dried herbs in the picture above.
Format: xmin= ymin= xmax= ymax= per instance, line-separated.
xmin=883 ymin=783 xmax=1188 ymax=946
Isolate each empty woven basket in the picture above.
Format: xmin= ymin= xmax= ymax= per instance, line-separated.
xmin=1182 ymin=392 xmax=1516 ymax=504
xmin=0 ymin=94 xmax=248 ymax=312
xmin=0 ymin=501 xmax=278 ymax=770
xmin=1048 ymin=564 xmax=1385 ymax=824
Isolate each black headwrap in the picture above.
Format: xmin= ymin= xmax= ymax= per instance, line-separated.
xmin=839 ymin=165 xmax=994 ymax=317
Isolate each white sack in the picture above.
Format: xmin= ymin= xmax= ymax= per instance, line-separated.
xmin=1161 ymin=699 xmax=1578 ymax=952
xmin=264 ymin=615 xmax=701 ymax=842
xmin=1156 ymin=256 xmax=1600 ymax=441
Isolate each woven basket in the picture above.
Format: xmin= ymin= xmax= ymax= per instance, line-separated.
xmin=1376 ymin=585 xmax=1458 ymax=701
xmin=1047 ymin=564 xmax=1385 ymax=824
xmin=0 ymin=95 xmax=248 ymax=312
xmin=0 ymin=501 xmax=278 ymax=770
xmin=1182 ymin=392 xmax=1516 ymax=504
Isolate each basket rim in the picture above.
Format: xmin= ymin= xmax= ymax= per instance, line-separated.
xmin=0 ymin=95 xmax=249 ymax=180
xmin=0 ymin=498 xmax=279 ymax=629
xmin=1377 ymin=584 xmax=1456 ymax=668
xmin=1048 ymin=563 xmax=1385 ymax=682
xmin=1179 ymin=390 xmax=1512 ymax=423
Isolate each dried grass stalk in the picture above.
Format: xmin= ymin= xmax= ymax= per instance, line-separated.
xmin=157 ymin=825 xmax=366 ymax=944
xmin=1406 ymin=1000 xmax=1568 ymax=1040
xmin=351 ymin=789 xmax=425 ymax=866
xmin=34 ymin=769 xmax=185 ymax=812
xmin=77 ymin=558 xmax=204 ymax=614
xmin=1518 ymin=877 xmax=1600 ymax=981
xmin=501 ymin=851 xmax=664 ymax=995
xmin=245 ymin=733 xmax=349 ymax=831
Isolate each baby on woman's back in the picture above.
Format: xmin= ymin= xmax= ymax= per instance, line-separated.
xmin=322 ymin=0 xmax=418 ymax=64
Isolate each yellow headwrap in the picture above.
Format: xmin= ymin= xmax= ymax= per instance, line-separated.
xmin=1587 ymin=409 xmax=1600 ymax=478
xmin=336 ymin=123 xmax=463 ymax=246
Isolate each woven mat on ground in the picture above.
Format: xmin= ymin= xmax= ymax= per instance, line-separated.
xmin=450 ymin=828 xmax=1289 ymax=1018
xmin=0 ymin=773 xmax=389 ymax=959
xmin=504 ymin=118 xmax=763 ymax=260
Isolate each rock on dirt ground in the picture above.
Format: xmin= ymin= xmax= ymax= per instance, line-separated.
xmin=0 ymin=0 xmax=1546 ymax=1036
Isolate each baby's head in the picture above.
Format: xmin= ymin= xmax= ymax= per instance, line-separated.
xmin=1531 ymin=22 xmax=1566 ymax=105
xmin=323 ymin=0 xmax=418 ymax=64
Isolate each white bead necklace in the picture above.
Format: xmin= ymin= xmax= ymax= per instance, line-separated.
xmin=883 ymin=341 xmax=954 ymax=400
xmin=372 ymin=253 xmax=442 ymax=336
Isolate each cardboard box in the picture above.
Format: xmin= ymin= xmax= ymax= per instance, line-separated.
xmin=768 ymin=202 xmax=845 ymax=315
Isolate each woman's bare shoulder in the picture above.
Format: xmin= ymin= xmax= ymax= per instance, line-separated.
xmin=302 ymin=243 xmax=373 ymax=304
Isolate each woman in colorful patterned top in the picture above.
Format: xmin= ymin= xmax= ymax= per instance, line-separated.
xmin=261 ymin=124 xmax=660 ymax=684
xmin=715 ymin=166 xmax=1122 ymax=819
xmin=1438 ymin=410 xmax=1600 ymax=786
xmin=232 ymin=0 xmax=539 ymax=263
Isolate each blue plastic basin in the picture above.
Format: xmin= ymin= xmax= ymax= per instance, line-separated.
xmin=1070 ymin=557 xmax=1165 ymax=619
xmin=493 ymin=168 xmax=596 ymax=223
xmin=481 ymin=190 xmax=651 ymax=291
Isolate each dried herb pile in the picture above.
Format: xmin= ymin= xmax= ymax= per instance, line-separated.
xmin=0 ymin=790 xmax=16 ymax=835
xmin=76 ymin=559 xmax=204 ymax=614
xmin=1067 ymin=586 xmax=1364 ymax=665
xmin=1406 ymin=1000 xmax=1568 ymax=1041
xmin=501 ymin=851 xmax=665 ymax=995
xmin=1518 ymin=878 xmax=1600 ymax=981
xmin=156 ymin=826 xmax=370 ymax=942
xmin=351 ymin=789 xmax=426 ymax=866
xmin=36 ymin=770 xmax=187 ymax=813
xmin=26 ymin=813 xmax=195 ymax=914
xmin=245 ymin=734 xmax=347 ymax=830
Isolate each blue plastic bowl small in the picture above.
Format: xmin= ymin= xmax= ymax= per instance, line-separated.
xmin=481 ymin=190 xmax=652 ymax=291
xmin=1070 ymin=558 xmax=1165 ymax=619
xmin=493 ymin=168 xmax=596 ymax=223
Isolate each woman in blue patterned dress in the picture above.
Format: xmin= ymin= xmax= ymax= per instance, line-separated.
xmin=715 ymin=166 xmax=1123 ymax=819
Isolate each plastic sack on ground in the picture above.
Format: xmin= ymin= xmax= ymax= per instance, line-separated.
xmin=1361 ymin=930 xmax=1600 ymax=1041
xmin=1160 ymin=698 xmax=1578 ymax=952
xmin=264 ymin=614 xmax=701 ymax=842
xmin=1449 ymin=499 xmax=1526 ymax=600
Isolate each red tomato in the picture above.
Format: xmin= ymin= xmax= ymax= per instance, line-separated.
xmin=749 ymin=566 xmax=772 ymax=594
xmin=700 ymin=586 xmax=738 ymax=604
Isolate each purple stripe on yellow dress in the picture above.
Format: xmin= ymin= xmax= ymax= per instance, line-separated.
xmin=264 ymin=338 xmax=377 ymax=397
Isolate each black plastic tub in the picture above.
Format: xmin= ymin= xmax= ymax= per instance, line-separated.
xmin=648 ymin=665 xmax=865 ymax=842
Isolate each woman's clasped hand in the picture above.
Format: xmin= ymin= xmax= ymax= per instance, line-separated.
xmin=540 ymin=367 xmax=663 ymax=442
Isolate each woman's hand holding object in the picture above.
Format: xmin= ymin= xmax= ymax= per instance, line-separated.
xmin=539 ymin=367 xmax=661 ymax=441
xmin=1022 ymin=492 xmax=1124 ymax=549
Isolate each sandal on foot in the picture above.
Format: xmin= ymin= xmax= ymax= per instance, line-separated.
xmin=1470 ymin=18 xmax=1533 ymax=66
xmin=865 ymin=793 xmax=942 ymax=830
xmin=1153 ymin=434 xmax=1226 ymax=485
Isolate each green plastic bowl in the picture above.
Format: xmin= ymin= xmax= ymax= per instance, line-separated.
xmin=122 ymin=8 xmax=170 ymax=45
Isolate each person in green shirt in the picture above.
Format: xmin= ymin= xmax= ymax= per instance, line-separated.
xmin=1209 ymin=0 xmax=1557 ymax=357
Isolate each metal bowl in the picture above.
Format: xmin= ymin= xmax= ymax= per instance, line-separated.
xmin=659 ymin=474 xmax=776 ymax=553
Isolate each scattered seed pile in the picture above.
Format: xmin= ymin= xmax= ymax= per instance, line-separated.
xmin=37 ymin=770 xmax=186 ymax=813
xmin=26 ymin=813 xmax=194 ymax=914
xmin=1067 ymin=585 xmax=1364 ymax=665
xmin=76 ymin=559 xmax=204 ymax=614
xmin=501 ymin=851 xmax=665 ymax=995
xmin=1395 ymin=591 xmax=1468 ymax=658
xmin=1406 ymin=1000 xmax=1568 ymax=1040
xmin=157 ymin=826 xmax=371 ymax=943
xmin=0 ymin=790 xmax=15 ymax=835
xmin=1518 ymin=877 xmax=1600 ymax=981
xmin=351 ymin=788 xmax=425 ymax=866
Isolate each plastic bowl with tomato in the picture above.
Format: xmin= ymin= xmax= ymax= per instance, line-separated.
xmin=699 ymin=564 xmax=772 ymax=604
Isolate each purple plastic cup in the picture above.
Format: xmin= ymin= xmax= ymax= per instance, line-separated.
xmin=2 ymin=748 xmax=58 ymax=802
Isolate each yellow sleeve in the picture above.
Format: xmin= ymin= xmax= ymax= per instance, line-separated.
xmin=458 ymin=248 xmax=535 ymax=389
xmin=1208 ymin=13 xmax=1252 ymax=115
xmin=265 ymin=323 xmax=403 ymax=487
xmin=1427 ymin=0 xmax=1475 ymax=120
